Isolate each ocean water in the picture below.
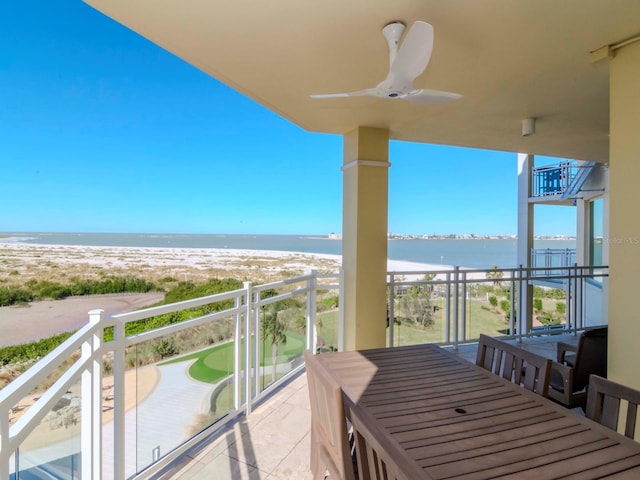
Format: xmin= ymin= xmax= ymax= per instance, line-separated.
xmin=1 ymin=232 xmax=575 ymax=269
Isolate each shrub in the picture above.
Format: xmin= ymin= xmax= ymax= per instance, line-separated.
xmin=488 ymin=296 xmax=498 ymax=307
xmin=556 ymin=302 xmax=566 ymax=314
xmin=533 ymin=298 xmax=543 ymax=311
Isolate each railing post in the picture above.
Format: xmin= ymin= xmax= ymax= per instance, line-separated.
xmin=338 ymin=268 xmax=345 ymax=352
xmin=0 ymin=388 xmax=9 ymax=480
xmin=516 ymin=266 xmax=522 ymax=343
xmin=243 ymin=281 xmax=253 ymax=415
xmin=453 ymin=267 xmax=459 ymax=350
xmin=461 ymin=272 xmax=467 ymax=342
xmin=253 ymin=288 xmax=261 ymax=399
xmin=388 ymin=274 xmax=395 ymax=347
xmin=445 ymin=272 xmax=451 ymax=345
xmin=307 ymin=270 xmax=317 ymax=353
xmin=112 ymin=314 xmax=126 ymax=480
xmin=233 ymin=291 xmax=242 ymax=410
xmin=509 ymin=270 xmax=516 ymax=337
xmin=82 ymin=309 xmax=103 ymax=479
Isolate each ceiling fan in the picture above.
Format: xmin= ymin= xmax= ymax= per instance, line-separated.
xmin=310 ymin=21 xmax=462 ymax=105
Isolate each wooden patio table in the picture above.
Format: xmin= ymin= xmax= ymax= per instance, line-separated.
xmin=316 ymin=343 xmax=640 ymax=479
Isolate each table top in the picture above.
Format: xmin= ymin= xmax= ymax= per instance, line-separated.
xmin=316 ymin=343 xmax=640 ymax=480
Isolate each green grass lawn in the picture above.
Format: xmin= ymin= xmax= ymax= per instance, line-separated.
xmin=159 ymin=330 xmax=306 ymax=384
xmin=315 ymin=299 xmax=512 ymax=348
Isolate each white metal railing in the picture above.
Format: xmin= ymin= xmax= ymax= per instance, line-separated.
xmin=531 ymin=248 xmax=577 ymax=272
xmin=0 ymin=264 xmax=606 ymax=478
xmin=0 ymin=270 xmax=341 ymax=479
xmin=387 ymin=265 xmax=608 ymax=350
xmin=532 ymin=162 xmax=574 ymax=196
xmin=531 ymin=161 xmax=597 ymax=198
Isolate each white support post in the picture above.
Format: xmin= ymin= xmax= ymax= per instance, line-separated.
xmin=0 ymin=400 xmax=8 ymax=480
xmin=453 ymin=267 xmax=459 ymax=349
xmin=445 ymin=273 xmax=451 ymax=345
xmin=517 ymin=153 xmax=535 ymax=334
xmin=461 ymin=272 xmax=467 ymax=342
xmin=253 ymin=289 xmax=260 ymax=399
xmin=112 ymin=316 xmax=126 ymax=480
xmin=338 ymin=268 xmax=345 ymax=352
xmin=388 ymin=274 xmax=395 ymax=347
xmin=233 ymin=293 xmax=242 ymax=410
xmin=306 ymin=270 xmax=317 ymax=352
xmin=515 ymin=267 xmax=522 ymax=342
xmin=82 ymin=309 xmax=103 ymax=479
xmin=243 ymin=282 xmax=253 ymax=415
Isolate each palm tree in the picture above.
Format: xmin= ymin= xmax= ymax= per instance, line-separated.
xmin=485 ymin=265 xmax=504 ymax=289
xmin=262 ymin=305 xmax=287 ymax=383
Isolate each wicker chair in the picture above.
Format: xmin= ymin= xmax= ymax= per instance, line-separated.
xmin=548 ymin=327 xmax=608 ymax=409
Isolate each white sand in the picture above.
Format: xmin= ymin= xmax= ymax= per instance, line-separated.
xmin=0 ymin=242 xmax=485 ymax=346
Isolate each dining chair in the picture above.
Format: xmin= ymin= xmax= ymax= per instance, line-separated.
xmin=476 ymin=334 xmax=552 ymax=397
xmin=304 ymin=350 xmax=356 ymax=480
xmin=585 ymin=374 xmax=640 ymax=439
xmin=548 ymin=326 xmax=608 ymax=409
xmin=349 ymin=400 xmax=429 ymax=480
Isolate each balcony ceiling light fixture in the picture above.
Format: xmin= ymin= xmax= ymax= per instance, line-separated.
xmin=522 ymin=117 xmax=536 ymax=137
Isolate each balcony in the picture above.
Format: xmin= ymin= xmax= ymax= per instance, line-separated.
xmin=531 ymin=161 xmax=598 ymax=204
xmin=0 ymin=266 xmax=607 ymax=479
xmin=156 ymin=334 xmax=578 ymax=479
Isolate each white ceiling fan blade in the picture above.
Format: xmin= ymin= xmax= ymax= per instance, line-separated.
xmin=310 ymin=88 xmax=377 ymax=99
xmin=404 ymin=88 xmax=463 ymax=105
xmin=389 ymin=21 xmax=434 ymax=86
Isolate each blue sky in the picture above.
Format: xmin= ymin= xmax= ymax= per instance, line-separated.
xmin=0 ymin=1 xmax=575 ymax=237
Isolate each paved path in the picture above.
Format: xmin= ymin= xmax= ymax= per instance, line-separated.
xmin=0 ymin=292 xmax=165 ymax=346
xmin=101 ymin=360 xmax=217 ymax=478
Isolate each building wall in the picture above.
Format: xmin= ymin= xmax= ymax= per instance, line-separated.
xmin=608 ymin=40 xmax=640 ymax=388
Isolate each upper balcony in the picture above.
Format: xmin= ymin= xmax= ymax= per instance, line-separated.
xmin=0 ymin=265 xmax=608 ymax=479
xmin=531 ymin=161 xmax=599 ymax=205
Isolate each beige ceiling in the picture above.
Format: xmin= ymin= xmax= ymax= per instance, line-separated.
xmin=84 ymin=0 xmax=640 ymax=163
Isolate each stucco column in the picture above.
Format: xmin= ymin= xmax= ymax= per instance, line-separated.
xmin=608 ymin=40 xmax=640 ymax=388
xmin=341 ymin=127 xmax=389 ymax=351
xmin=517 ymin=153 xmax=534 ymax=334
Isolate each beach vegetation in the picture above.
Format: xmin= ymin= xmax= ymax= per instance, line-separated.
xmin=394 ymin=284 xmax=434 ymax=328
xmin=0 ymin=286 xmax=34 ymax=306
xmin=0 ymin=276 xmax=157 ymax=305
xmin=533 ymin=298 xmax=543 ymax=311
xmin=0 ymin=332 xmax=75 ymax=366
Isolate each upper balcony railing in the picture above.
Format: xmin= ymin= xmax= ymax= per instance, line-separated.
xmin=531 ymin=161 xmax=597 ymax=198
xmin=0 ymin=265 xmax=608 ymax=479
xmin=531 ymin=248 xmax=577 ymax=273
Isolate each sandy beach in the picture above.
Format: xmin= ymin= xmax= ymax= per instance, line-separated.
xmin=0 ymin=241 xmax=460 ymax=346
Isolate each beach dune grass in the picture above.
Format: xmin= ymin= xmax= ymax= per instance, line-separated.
xmin=160 ymin=331 xmax=305 ymax=384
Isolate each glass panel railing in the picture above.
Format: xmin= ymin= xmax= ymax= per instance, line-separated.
xmin=130 ymin=316 xmax=237 ymax=474
xmin=389 ymin=276 xmax=448 ymax=347
xmin=257 ymin=293 xmax=308 ymax=394
xmin=12 ymin=378 xmax=82 ymax=479
xmin=460 ymin=277 xmax=514 ymax=342
xmin=316 ymin=308 xmax=338 ymax=353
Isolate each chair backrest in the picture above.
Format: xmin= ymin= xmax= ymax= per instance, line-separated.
xmin=476 ymin=334 xmax=552 ymax=397
xmin=573 ymin=327 xmax=608 ymax=392
xmin=586 ymin=374 xmax=640 ymax=439
xmin=303 ymin=350 xmax=356 ymax=480
xmin=349 ymin=400 xmax=429 ymax=480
